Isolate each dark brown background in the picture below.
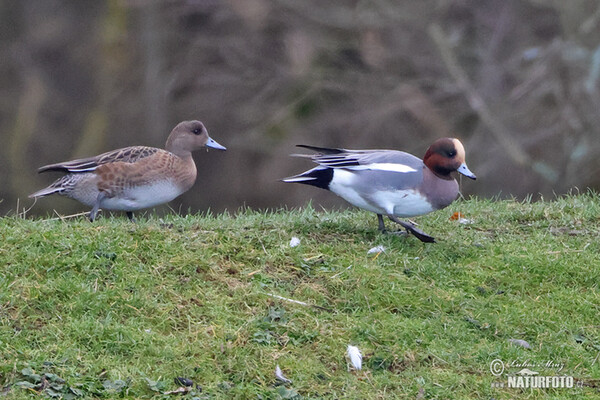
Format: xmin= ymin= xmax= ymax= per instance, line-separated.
xmin=2 ymin=0 xmax=599 ymax=217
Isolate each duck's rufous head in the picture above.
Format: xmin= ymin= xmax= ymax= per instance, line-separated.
xmin=423 ymin=138 xmax=476 ymax=180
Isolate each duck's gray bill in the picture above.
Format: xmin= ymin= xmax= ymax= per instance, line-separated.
xmin=458 ymin=163 xmax=476 ymax=180
xmin=206 ymin=137 xmax=227 ymax=151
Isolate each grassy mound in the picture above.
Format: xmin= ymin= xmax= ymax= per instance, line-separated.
xmin=1 ymin=194 xmax=599 ymax=399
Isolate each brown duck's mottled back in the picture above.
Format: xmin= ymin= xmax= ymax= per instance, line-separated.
xmin=37 ymin=146 xmax=161 ymax=173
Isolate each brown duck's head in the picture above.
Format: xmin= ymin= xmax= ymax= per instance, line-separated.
xmin=165 ymin=120 xmax=226 ymax=157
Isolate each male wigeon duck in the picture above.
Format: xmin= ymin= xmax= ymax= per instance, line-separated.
xmin=283 ymin=138 xmax=476 ymax=242
xmin=29 ymin=120 xmax=226 ymax=221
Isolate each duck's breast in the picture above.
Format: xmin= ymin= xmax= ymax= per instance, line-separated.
xmin=419 ymin=168 xmax=460 ymax=210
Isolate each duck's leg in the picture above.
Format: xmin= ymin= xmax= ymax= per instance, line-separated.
xmin=89 ymin=192 xmax=106 ymax=222
xmin=378 ymin=214 xmax=408 ymax=236
xmin=388 ymin=216 xmax=436 ymax=243
xmin=377 ymin=214 xmax=386 ymax=232
xmin=126 ymin=212 xmax=136 ymax=222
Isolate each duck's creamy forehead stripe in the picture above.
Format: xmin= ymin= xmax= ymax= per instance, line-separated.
xmin=452 ymin=138 xmax=466 ymax=161
xmin=346 ymin=163 xmax=417 ymax=173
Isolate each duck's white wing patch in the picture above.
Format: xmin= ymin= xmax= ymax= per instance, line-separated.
xmin=347 ymin=163 xmax=417 ymax=173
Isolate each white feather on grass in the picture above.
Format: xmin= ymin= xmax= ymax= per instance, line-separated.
xmin=275 ymin=365 xmax=292 ymax=383
xmin=508 ymin=338 xmax=531 ymax=349
xmin=346 ymin=345 xmax=362 ymax=371
xmin=289 ymin=237 xmax=301 ymax=247
xmin=367 ymin=245 xmax=385 ymax=254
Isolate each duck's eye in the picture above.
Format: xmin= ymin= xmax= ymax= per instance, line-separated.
xmin=192 ymin=128 xmax=201 ymax=135
xmin=447 ymin=150 xmax=456 ymax=157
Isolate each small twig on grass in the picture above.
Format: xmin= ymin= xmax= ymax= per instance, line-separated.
xmin=48 ymin=210 xmax=96 ymax=221
xmin=428 ymin=352 xmax=449 ymax=365
xmin=592 ymin=351 xmax=599 ymax=367
xmin=257 ymin=236 xmax=268 ymax=255
xmin=264 ymin=293 xmax=331 ymax=312
xmin=331 ymin=265 xmax=352 ymax=279
xmin=17 ymin=197 xmax=37 ymax=219
xmin=125 ymin=304 xmax=141 ymax=313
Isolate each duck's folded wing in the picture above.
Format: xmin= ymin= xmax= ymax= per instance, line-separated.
xmin=38 ymin=146 xmax=160 ymax=173
xmin=294 ymin=145 xmax=373 ymax=167
xmin=336 ymin=151 xmax=426 ymax=192
xmin=295 ymin=144 xmax=346 ymax=155
xmin=296 ymin=145 xmax=423 ymax=172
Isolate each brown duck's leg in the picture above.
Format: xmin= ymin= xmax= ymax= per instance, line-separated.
xmin=89 ymin=192 xmax=106 ymax=222
xmin=126 ymin=212 xmax=136 ymax=222
xmin=388 ymin=216 xmax=436 ymax=243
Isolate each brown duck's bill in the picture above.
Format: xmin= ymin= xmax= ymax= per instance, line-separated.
xmin=206 ymin=137 xmax=227 ymax=151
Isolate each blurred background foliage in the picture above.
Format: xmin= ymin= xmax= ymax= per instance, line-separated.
xmin=1 ymin=0 xmax=600 ymax=216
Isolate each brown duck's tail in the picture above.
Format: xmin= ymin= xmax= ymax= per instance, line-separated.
xmin=28 ymin=185 xmax=65 ymax=198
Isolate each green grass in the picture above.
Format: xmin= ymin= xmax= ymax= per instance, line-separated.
xmin=1 ymin=194 xmax=599 ymax=399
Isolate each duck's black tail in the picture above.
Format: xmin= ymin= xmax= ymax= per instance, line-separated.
xmin=282 ymin=167 xmax=333 ymax=190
